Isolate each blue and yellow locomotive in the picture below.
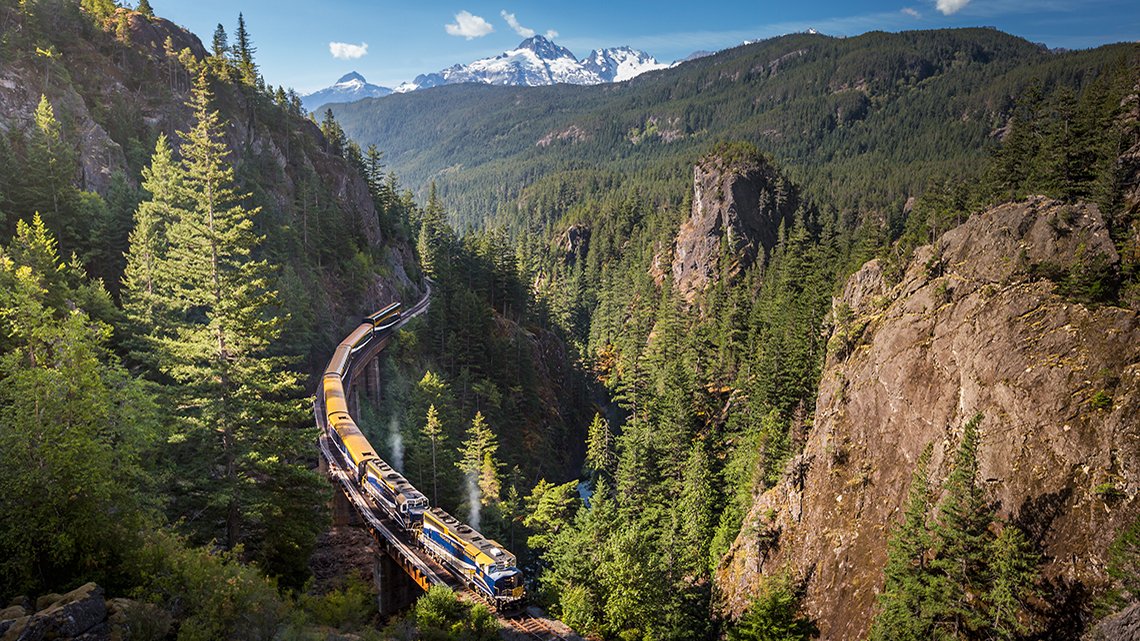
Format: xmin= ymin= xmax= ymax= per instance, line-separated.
xmin=320 ymin=300 xmax=526 ymax=609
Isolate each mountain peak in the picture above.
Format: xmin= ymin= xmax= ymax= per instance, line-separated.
xmin=336 ymin=71 xmax=366 ymax=85
xmin=302 ymin=73 xmax=392 ymax=113
xmin=516 ymin=35 xmax=575 ymax=60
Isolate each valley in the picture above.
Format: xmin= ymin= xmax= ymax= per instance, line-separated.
xmin=0 ymin=1 xmax=1137 ymax=640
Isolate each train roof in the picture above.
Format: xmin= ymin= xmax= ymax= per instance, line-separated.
xmin=365 ymin=302 xmax=401 ymax=324
xmin=425 ymin=507 xmax=516 ymax=566
xmin=366 ymin=459 xmax=427 ymax=502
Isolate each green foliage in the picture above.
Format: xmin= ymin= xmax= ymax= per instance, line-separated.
xmin=727 ymin=574 xmax=817 ymax=641
xmin=0 ymin=216 xmax=157 ymax=597
xmin=125 ymin=530 xmax=287 ymax=641
xmin=121 ymin=73 xmax=325 ymax=587
xmin=869 ymin=416 xmax=1042 ymax=640
xmin=297 ymin=574 xmax=377 ymax=631
xmin=411 ymin=586 xmax=499 ymax=641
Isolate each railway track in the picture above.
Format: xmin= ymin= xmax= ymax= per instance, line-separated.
xmin=504 ymin=613 xmax=575 ymax=641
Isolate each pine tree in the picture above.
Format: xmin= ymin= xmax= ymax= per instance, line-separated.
xmin=987 ymin=525 xmax=1039 ymax=640
xmin=869 ymin=444 xmax=935 ymax=641
xmin=24 ymin=95 xmax=78 ymax=252
xmin=121 ymin=134 xmax=184 ymax=369
xmin=423 ymin=403 xmax=443 ymax=504
xmin=320 ymin=109 xmax=346 ymax=157
xmin=584 ymin=412 xmax=615 ymax=479
xmin=127 ymin=72 xmax=323 ymax=582
xmin=136 ymin=0 xmax=153 ymax=18
xmin=930 ymin=414 xmax=994 ymax=638
xmin=456 ymin=411 xmax=502 ymax=529
xmin=233 ymin=13 xmax=257 ymax=84
xmin=211 ymin=24 xmax=228 ymax=58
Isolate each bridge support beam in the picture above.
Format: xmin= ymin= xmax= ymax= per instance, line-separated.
xmin=374 ymin=552 xmax=422 ymax=617
xmin=331 ymin=483 xmax=361 ymax=527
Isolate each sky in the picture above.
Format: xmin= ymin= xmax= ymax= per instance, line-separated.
xmin=149 ymin=0 xmax=1138 ymax=94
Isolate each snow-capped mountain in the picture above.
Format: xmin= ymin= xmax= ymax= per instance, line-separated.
xmin=394 ymin=36 xmax=665 ymax=93
xmin=302 ymin=72 xmax=392 ymax=113
xmin=582 ymin=46 xmax=669 ymax=82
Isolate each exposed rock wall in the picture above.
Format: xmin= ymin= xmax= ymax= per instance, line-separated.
xmin=0 ymin=583 xmax=168 ymax=641
xmin=670 ymin=153 xmax=796 ymax=304
xmin=717 ymin=196 xmax=1140 ymax=639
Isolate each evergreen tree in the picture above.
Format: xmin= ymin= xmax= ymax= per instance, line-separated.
xmin=211 ymin=24 xmax=228 ymax=58
xmin=869 ymin=444 xmax=935 ymax=641
xmin=422 ymin=403 xmax=443 ymax=504
xmin=987 ymin=525 xmax=1039 ymax=640
xmin=584 ymin=412 xmax=615 ymax=479
xmin=457 ymin=411 xmax=500 ymax=509
xmin=136 ymin=0 xmax=153 ymax=18
xmin=121 ymin=134 xmax=184 ymax=368
xmin=233 ymin=13 xmax=257 ymax=84
xmin=126 ymin=72 xmax=323 ymax=584
xmin=929 ymin=414 xmax=994 ymax=638
xmin=24 ymin=95 xmax=78 ymax=252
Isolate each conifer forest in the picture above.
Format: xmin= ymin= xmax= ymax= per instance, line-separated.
xmin=0 ymin=1 xmax=1138 ymax=640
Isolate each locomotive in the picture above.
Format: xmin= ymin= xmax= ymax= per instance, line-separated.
xmin=320 ymin=301 xmax=524 ymax=607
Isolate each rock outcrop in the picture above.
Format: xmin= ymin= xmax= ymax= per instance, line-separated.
xmin=717 ymin=196 xmax=1140 ymax=639
xmin=0 ymin=583 xmax=169 ymax=641
xmin=670 ymin=151 xmax=796 ymax=304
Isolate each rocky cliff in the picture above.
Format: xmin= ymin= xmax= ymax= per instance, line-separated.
xmin=716 ymin=196 xmax=1140 ymax=638
xmin=670 ymin=149 xmax=797 ymax=304
xmin=0 ymin=6 xmax=419 ymax=356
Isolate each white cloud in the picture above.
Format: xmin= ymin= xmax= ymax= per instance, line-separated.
xmin=501 ymin=10 xmax=535 ymax=38
xmin=329 ymin=42 xmax=369 ymax=60
xmin=936 ymin=0 xmax=970 ymax=15
xmin=445 ymin=10 xmax=494 ymax=39
xmin=545 ymin=29 xmax=559 ymax=39
xmin=901 ymin=7 xmax=921 ymax=17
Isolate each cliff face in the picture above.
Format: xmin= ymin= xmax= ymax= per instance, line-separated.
xmin=670 ymin=153 xmax=797 ymax=304
xmin=0 ymin=6 xmax=419 ymax=355
xmin=716 ymin=196 xmax=1140 ymax=638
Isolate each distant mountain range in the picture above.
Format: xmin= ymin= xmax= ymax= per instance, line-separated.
xmin=394 ymin=36 xmax=667 ymax=93
xmin=302 ymin=36 xmax=668 ymax=112
xmin=301 ymin=72 xmax=391 ymax=113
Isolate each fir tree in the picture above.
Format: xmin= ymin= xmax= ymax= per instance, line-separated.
xmin=869 ymin=444 xmax=935 ymax=641
xmin=121 ymin=134 xmax=184 ymax=368
xmin=211 ymin=24 xmax=228 ymax=58
xmin=422 ymin=403 xmax=443 ymax=504
xmin=24 ymin=95 xmax=78 ymax=251
xmin=584 ymin=412 xmax=615 ymax=480
xmin=930 ymin=413 xmax=994 ymax=638
xmin=233 ymin=13 xmax=257 ymax=84
xmin=136 ymin=0 xmax=153 ymax=18
xmin=126 ymin=72 xmax=323 ymax=583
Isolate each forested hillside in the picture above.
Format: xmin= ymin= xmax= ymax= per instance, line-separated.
xmin=333 ymin=29 xmax=1135 ymax=231
xmin=331 ymin=27 xmax=1140 ymax=641
xmin=0 ymin=1 xmax=434 ymax=637
xmin=1 ymin=1 xmax=1139 ymax=639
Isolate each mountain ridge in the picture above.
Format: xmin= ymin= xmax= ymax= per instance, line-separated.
xmin=393 ymin=35 xmax=666 ymax=93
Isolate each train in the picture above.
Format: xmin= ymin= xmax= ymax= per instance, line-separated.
xmin=320 ymin=301 xmax=525 ymax=608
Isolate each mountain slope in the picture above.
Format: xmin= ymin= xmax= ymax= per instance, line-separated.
xmin=717 ymin=196 xmax=1140 ymax=638
xmin=331 ymin=29 xmax=1136 ymax=230
xmin=302 ymin=71 xmax=392 ymax=113
xmin=393 ymin=35 xmax=664 ymax=92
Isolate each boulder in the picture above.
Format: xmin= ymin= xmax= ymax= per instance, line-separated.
xmin=1088 ymin=602 xmax=1140 ymax=640
xmin=9 ymin=583 xmax=107 ymax=641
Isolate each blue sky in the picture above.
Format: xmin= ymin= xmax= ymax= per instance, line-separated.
xmin=149 ymin=0 xmax=1138 ymax=93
